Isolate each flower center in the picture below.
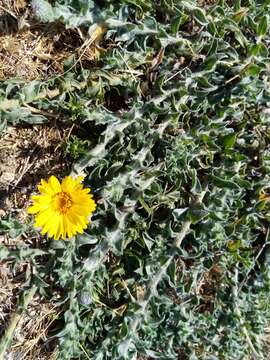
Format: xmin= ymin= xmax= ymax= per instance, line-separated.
xmin=53 ymin=192 xmax=72 ymax=214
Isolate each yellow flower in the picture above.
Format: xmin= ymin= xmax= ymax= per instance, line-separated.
xmin=28 ymin=175 xmax=96 ymax=240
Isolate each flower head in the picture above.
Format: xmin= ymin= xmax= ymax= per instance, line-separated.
xmin=28 ymin=175 xmax=96 ymax=240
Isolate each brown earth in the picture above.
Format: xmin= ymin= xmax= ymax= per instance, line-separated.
xmin=0 ymin=124 xmax=71 ymax=220
xmin=0 ymin=0 xmax=105 ymax=80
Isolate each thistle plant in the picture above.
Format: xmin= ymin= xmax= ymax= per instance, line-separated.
xmin=0 ymin=0 xmax=270 ymax=359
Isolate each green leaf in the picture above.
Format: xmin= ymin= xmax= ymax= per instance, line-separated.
xmin=249 ymin=43 xmax=268 ymax=57
xmin=211 ymin=175 xmax=241 ymax=190
xmin=187 ymin=206 xmax=208 ymax=224
xmin=173 ymin=208 xmax=189 ymax=220
xmin=223 ymin=133 xmax=236 ymax=149
xmin=193 ymin=8 xmax=208 ymax=26
xmin=257 ymin=15 xmax=269 ymax=37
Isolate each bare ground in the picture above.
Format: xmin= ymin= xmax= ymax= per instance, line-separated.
xmin=0 ymin=0 xmax=104 ymax=81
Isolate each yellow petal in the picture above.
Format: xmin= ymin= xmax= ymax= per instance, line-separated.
xmin=38 ymin=179 xmax=54 ymax=196
xmin=48 ymin=215 xmax=60 ymax=239
xmin=35 ymin=209 xmax=54 ymax=227
xmin=28 ymin=205 xmax=40 ymax=214
xmin=54 ymin=216 xmax=63 ymax=240
xmin=48 ymin=176 xmax=61 ymax=193
xmin=61 ymin=176 xmax=73 ymax=192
